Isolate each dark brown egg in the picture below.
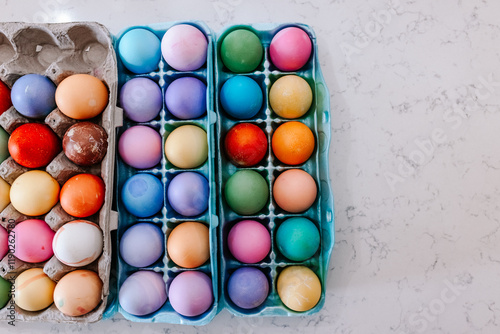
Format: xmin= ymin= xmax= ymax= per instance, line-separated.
xmin=63 ymin=122 xmax=108 ymax=166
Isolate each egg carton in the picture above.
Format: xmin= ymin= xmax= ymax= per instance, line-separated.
xmin=0 ymin=22 xmax=118 ymax=323
xmin=215 ymin=23 xmax=334 ymax=316
xmin=103 ymin=21 xmax=219 ymax=325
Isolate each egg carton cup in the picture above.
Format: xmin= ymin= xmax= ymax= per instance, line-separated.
xmin=103 ymin=21 xmax=219 ymax=325
xmin=215 ymin=23 xmax=334 ymax=317
xmin=0 ymin=22 xmax=119 ymax=323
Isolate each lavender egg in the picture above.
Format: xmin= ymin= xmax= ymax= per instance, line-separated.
xmin=119 ymin=271 xmax=167 ymax=316
xmin=161 ymin=24 xmax=208 ymax=71
xmin=165 ymin=77 xmax=206 ymax=119
xmin=168 ymin=271 xmax=213 ymax=317
xmin=120 ymin=223 xmax=164 ymax=267
xmin=167 ymin=172 xmax=209 ymax=217
xmin=227 ymin=267 xmax=269 ymax=309
xmin=120 ymin=77 xmax=162 ymax=122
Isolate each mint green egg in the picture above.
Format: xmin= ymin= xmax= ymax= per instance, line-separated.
xmin=276 ymin=217 xmax=320 ymax=261
xmin=224 ymin=170 xmax=268 ymax=215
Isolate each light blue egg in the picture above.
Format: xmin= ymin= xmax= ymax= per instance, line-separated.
xmin=220 ymin=76 xmax=263 ymax=119
xmin=118 ymin=28 xmax=161 ymax=74
xmin=121 ymin=173 xmax=164 ymax=217
xmin=11 ymin=74 xmax=56 ymax=119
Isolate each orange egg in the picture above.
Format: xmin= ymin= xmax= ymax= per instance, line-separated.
xmin=60 ymin=174 xmax=105 ymax=218
xmin=271 ymin=122 xmax=315 ymax=165
xmin=55 ymin=74 xmax=109 ymax=120
xmin=167 ymin=222 xmax=209 ymax=268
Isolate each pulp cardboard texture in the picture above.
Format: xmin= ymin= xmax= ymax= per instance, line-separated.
xmin=0 ymin=22 xmax=118 ymax=323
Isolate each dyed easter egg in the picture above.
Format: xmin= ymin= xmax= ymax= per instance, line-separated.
xmin=227 ymin=267 xmax=269 ymax=309
xmin=167 ymin=222 xmax=209 ymax=268
xmin=60 ymin=174 xmax=105 ymax=218
xmin=269 ymin=75 xmax=312 ymax=119
xmin=277 ymin=266 xmax=321 ymax=312
xmin=10 ymin=170 xmax=59 ymax=216
xmin=0 ymin=127 xmax=9 ymax=163
xmin=273 ymin=169 xmax=317 ymax=213
xmin=164 ymin=125 xmax=208 ymax=169
xmin=119 ymin=270 xmax=167 ymax=316
xmin=118 ymin=28 xmax=161 ymax=74
xmin=227 ymin=220 xmax=270 ymax=264
xmin=0 ymin=177 xmax=10 ymax=213
xmin=63 ymin=122 xmax=108 ymax=166
xmin=224 ymin=170 xmax=268 ymax=215
xmin=15 ymin=268 xmax=55 ymax=311
xmin=269 ymin=27 xmax=312 ymax=71
xmin=118 ymin=125 xmax=162 ymax=169
xmin=0 ymin=225 xmax=7 ymax=259
xmin=161 ymin=24 xmax=208 ymax=71
xmin=53 ymin=270 xmax=103 ymax=316
xmin=165 ymin=77 xmax=206 ymax=119
xmin=0 ymin=277 xmax=10 ymax=309
xmin=121 ymin=173 xmax=164 ymax=218
xmin=55 ymin=74 xmax=108 ymax=120
xmin=224 ymin=123 xmax=267 ymax=167
xmin=220 ymin=76 xmax=263 ymax=119
xmin=167 ymin=172 xmax=209 ymax=217
xmin=220 ymin=29 xmax=263 ymax=73
xmin=11 ymin=74 xmax=56 ymax=119
xmin=53 ymin=220 xmax=103 ymax=267
xmin=272 ymin=122 xmax=315 ymax=165
xmin=0 ymin=80 xmax=11 ymax=116
xmin=276 ymin=217 xmax=320 ymax=262
xmin=120 ymin=77 xmax=162 ymax=122
xmin=168 ymin=271 xmax=213 ymax=317
xmin=11 ymin=219 xmax=54 ymax=263
xmin=8 ymin=123 xmax=61 ymax=168
xmin=120 ymin=223 xmax=164 ymax=267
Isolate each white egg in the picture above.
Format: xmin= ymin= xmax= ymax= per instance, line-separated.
xmin=53 ymin=220 xmax=103 ymax=267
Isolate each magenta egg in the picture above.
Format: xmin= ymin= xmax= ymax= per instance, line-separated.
xmin=227 ymin=220 xmax=270 ymax=264
xmin=269 ymin=27 xmax=312 ymax=71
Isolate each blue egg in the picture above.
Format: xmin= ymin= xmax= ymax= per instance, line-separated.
xmin=121 ymin=173 xmax=164 ymax=217
xmin=227 ymin=267 xmax=269 ymax=309
xmin=118 ymin=28 xmax=161 ymax=74
xmin=11 ymin=74 xmax=56 ymax=119
xmin=220 ymin=76 xmax=263 ymax=119
xmin=276 ymin=217 xmax=320 ymax=262
xmin=167 ymin=172 xmax=209 ymax=217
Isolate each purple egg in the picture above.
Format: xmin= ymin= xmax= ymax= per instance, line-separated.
xmin=227 ymin=267 xmax=269 ymax=309
xmin=120 ymin=223 xmax=164 ymax=267
xmin=11 ymin=74 xmax=56 ymax=119
xmin=165 ymin=77 xmax=206 ymax=119
xmin=118 ymin=125 xmax=162 ymax=169
xmin=168 ymin=271 xmax=213 ymax=317
xmin=119 ymin=271 xmax=167 ymax=316
xmin=167 ymin=172 xmax=209 ymax=217
xmin=120 ymin=78 xmax=162 ymax=122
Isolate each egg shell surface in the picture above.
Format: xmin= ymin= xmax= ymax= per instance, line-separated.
xmin=277 ymin=266 xmax=321 ymax=312
xmin=63 ymin=122 xmax=108 ymax=166
xmin=220 ymin=76 xmax=263 ymax=119
xmin=53 ymin=220 xmax=103 ymax=267
xmin=12 ymin=219 xmax=54 ymax=263
xmin=0 ymin=80 xmax=11 ymax=115
xmin=0 ymin=127 xmax=9 ymax=163
xmin=273 ymin=169 xmax=317 ymax=213
xmin=272 ymin=121 xmax=315 ymax=165
xmin=269 ymin=27 xmax=312 ymax=71
xmin=224 ymin=170 xmax=269 ymax=215
xmin=227 ymin=220 xmax=271 ymax=264
xmin=167 ymin=222 xmax=210 ymax=268
xmin=118 ymin=28 xmax=161 ymax=74
xmin=161 ymin=24 xmax=208 ymax=71
xmin=168 ymin=271 xmax=213 ymax=317
xmin=0 ymin=277 xmax=10 ymax=309
xmin=11 ymin=74 xmax=56 ymax=119
xmin=220 ymin=29 xmax=263 ymax=73
xmin=224 ymin=123 xmax=267 ymax=167
xmin=119 ymin=270 xmax=167 ymax=316
xmin=53 ymin=270 xmax=103 ymax=316
xmin=0 ymin=225 xmax=7 ymax=260
xmin=269 ymin=75 xmax=313 ymax=119
xmin=120 ymin=77 xmax=162 ymax=122
xmin=119 ymin=223 xmax=164 ymax=267
xmin=276 ymin=217 xmax=320 ymax=262
xmin=118 ymin=125 xmax=162 ymax=169
xmin=167 ymin=172 xmax=209 ymax=217
xmin=10 ymin=170 xmax=60 ymax=216
xmin=60 ymin=174 xmax=105 ymax=218
xmin=165 ymin=77 xmax=206 ymax=119
xmin=121 ymin=173 xmax=164 ymax=218
xmin=164 ymin=125 xmax=208 ymax=169
xmin=15 ymin=268 xmax=55 ymax=312
xmin=0 ymin=177 xmax=10 ymax=212
xmin=227 ymin=267 xmax=269 ymax=309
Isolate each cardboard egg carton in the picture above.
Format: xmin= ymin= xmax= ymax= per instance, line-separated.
xmin=0 ymin=22 xmax=119 ymax=323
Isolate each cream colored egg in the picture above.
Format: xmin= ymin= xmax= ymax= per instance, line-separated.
xmin=15 ymin=268 xmax=55 ymax=311
xmin=0 ymin=177 xmax=10 ymax=212
xmin=277 ymin=266 xmax=321 ymax=312
xmin=53 ymin=220 xmax=103 ymax=267
xmin=164 ymin=125 xmax=208 ymax=169
xmin=10 ymin=171 xmax=60 ymax=216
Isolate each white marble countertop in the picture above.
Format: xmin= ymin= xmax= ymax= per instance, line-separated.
xmin=1 ymin=0 xmax=500 ymax=333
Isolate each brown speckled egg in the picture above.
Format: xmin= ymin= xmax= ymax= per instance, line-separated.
xmin=63 ymin=122 xmax=108 ymax=166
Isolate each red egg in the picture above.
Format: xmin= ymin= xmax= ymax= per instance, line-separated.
xmin=60 ymin=174 xmax=105 ymax=218
xmin=0 ymin=81 xmax=11 ymax=115
xmin=224 ymin=123 xmax=267 ymax=167
xmin=8 ymin=123 xmax=61 ymax=168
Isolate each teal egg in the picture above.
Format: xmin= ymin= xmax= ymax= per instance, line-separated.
xmin=276 ymin=217 xmax=320 ymax=261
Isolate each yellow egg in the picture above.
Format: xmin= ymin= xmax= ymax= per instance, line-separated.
xmin=10 ymin=170 xmax=60 ymax=216
xmin=0 ymin=177 xmax=10 ymax=212
xmin=55 ymin=74 xmax=109 ymax=120
xmin=164 ymin=125 xmax=208 ymax=169
xmin=54 ymin=270 xmax=103 ymax=316
xmin=269 ymin=75 xmax=313 ymax=119
xmin=15 ymin=268 xmax=56 ymax=311
xmin=277 ymin=266 xmax=321 ymax=312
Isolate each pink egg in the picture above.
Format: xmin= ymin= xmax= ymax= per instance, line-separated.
xmin=118 ymin=125 xmax=162 ymax=169
xmin=161 ymin=24 xmax=208 ymax=71
xmin=269 ymin=27 xmax=312 ymax=71
xmin=227 ymin=220 xmax=270 ymax=264
xmin=12 ymin=219 xmax=55 ymax=263
xmin=0 ymin=225 xmax=7 ymax=259
xmin=168 ymin=271 xmax=213 ymax=317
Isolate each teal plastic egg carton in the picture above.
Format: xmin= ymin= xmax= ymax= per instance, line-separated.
xmin=215 ymin=23 xmax=333 ymax=317
xmin=103 ymin=21 xmax=219 ymax=325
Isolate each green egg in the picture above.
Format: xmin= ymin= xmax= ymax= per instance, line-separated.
xmin=276 ymin=217 xmax=320 ymax=262
xmin=0 ymin=127 xmax=9 ymax=163
xmin=224 ymin=170 xmax=268 ymax=215
xmin=220 ymin=29 xmax=263 ymax=73
xmin=0 ymin=276 xmax=11 ymax=309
